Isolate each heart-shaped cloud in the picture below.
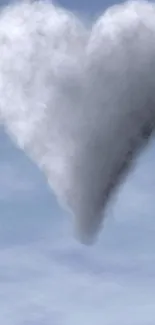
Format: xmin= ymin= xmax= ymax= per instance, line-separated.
xmin=0 ymin=0 xmax=155 ymax=243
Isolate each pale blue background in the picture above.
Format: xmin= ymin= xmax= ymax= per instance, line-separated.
xmin=0 ymin=0 xmax=155 ymax=324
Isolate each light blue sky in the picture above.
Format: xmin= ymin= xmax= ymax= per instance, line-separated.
xmin=0 ymin=0 xmax=155 ymax=324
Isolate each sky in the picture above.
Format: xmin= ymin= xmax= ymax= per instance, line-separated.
xmin=0 ymin=0 xmax=155 ymax=324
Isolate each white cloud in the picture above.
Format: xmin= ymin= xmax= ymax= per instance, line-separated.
xmin=1 ymin=1 xmax=155 ymax=242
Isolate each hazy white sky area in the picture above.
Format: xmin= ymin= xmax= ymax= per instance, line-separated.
xmin=0 ymin=1 xmax=155 ymax=324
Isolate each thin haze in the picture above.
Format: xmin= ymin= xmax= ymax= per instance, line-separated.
xmin=0 ymin=0 xmax=155 ymax=243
